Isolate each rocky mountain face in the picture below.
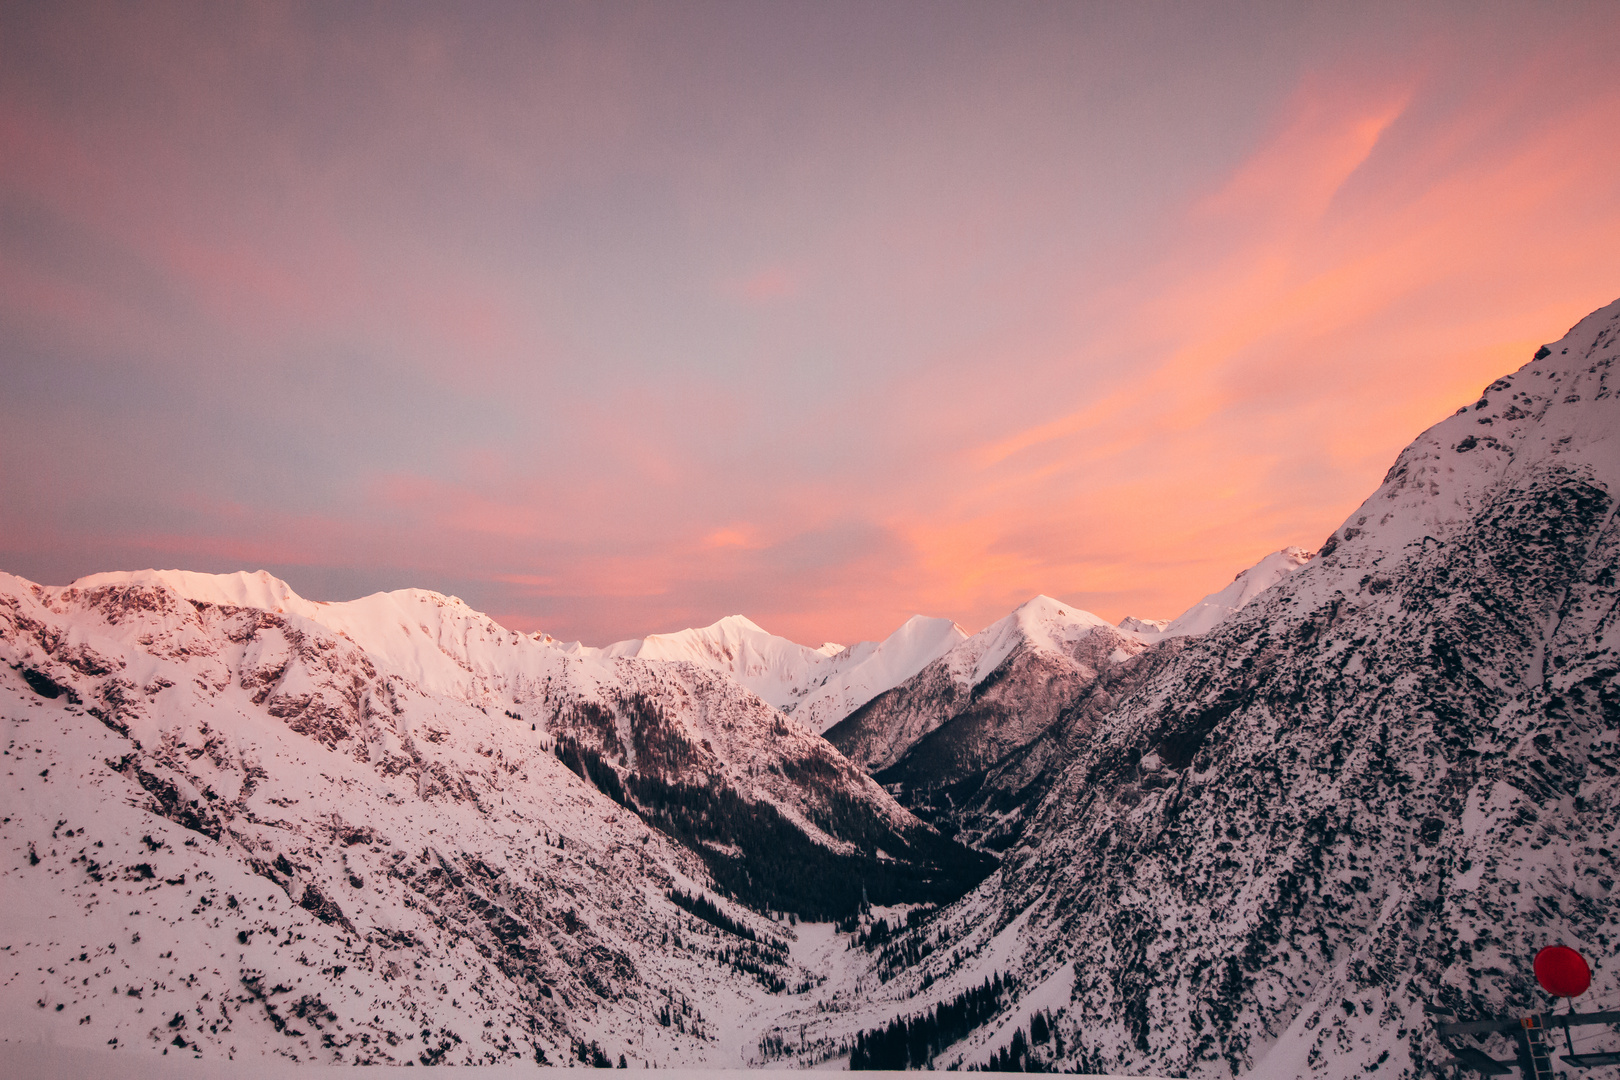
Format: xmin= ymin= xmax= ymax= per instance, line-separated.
xmin=0 ymin=571 xmax=985 ymax=1066
xmin=825 ymin=597 xmax=1151 ymax=851
xmin=827 ymin=598 xmax=1138 ymax=776
xmin=927 ymin=635 xmax=1194 ymax=852
xmin=843 ymin=297 xmax=1620 ymax=1076
xmin=820 ymin=549 xmax=1321 ymax=855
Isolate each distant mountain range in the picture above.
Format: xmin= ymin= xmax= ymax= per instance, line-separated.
xmin=4 ymin=297 xmax=1616 ymax=1074
xmin=573 ymin=541 xmax=1310 ymax=734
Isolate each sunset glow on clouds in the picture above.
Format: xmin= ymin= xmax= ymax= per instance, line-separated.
xmin=2 ymin=3 xmax=1618 ymax=646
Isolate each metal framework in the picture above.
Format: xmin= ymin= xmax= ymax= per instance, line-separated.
xmin=1437 ymin=1010 xmax=1620 ymax=1075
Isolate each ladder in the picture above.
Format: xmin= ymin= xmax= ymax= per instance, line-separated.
xmin=1516 ymin=1016 xmax=1555 ymax=1080
xmin=1438 ymin=1008 xmax=1620 ymax=1075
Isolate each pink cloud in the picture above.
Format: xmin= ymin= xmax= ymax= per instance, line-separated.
xmin=722 ymin=264 xmax=799 ymax=303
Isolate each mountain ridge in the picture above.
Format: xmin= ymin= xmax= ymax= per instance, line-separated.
xmin=823 ymin=294 xmax=1620 ymax=1075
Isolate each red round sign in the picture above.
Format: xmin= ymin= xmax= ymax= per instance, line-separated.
xmin=1534 ymin=945 xmax=1591 ymax=998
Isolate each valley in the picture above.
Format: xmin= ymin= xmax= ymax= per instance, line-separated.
xmin=4 ymin=298 xmax=1619 ymax=1075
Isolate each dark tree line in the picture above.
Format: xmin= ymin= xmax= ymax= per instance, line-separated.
xmin=965 ymin=1009 xmax=1062 ymax=1072
xmin=569 ymin=1037 xmax=624 ymax=1067
xmin=553 ymin=736 xmax=626 ymax=805
xmin=666 ymin=888 xmax=756 ymax=942
xmin=855 ymin=916 xmax=893 ymax=951
xmin=848 ymin=973 xmax=1017 ymax=1070
xmin=552 ymin=721 xmax=993 ymax=920
xmin=664 ymin=889 xmax=790 ymax=992
xmin=627 ymin=766 xmax=993 ymax=920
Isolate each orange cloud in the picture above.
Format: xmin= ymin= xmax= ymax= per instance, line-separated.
xmin=899 ymin=67 xmax=1620 ymax=631
xmin=703 ymin=526 xmax=764 ymax=549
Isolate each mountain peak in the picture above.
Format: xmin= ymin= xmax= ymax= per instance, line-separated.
xmin=1005 ymin=594 xmax=1111 ymax=630
xmin=1313 ymin=296 xmax=1620 ymax=576
xmin=1002 ymin=595 xmax=1112 ymax=644
xmin=1157 ymin=546 xmax=1315 ymax=638
xmin=66 ymin=567 xmax=319 ymax=617
xmin=708 ymin=613 xmax=769 ymax=634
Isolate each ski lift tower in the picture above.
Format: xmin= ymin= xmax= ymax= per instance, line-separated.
xmin=1436 ymin=946 xmax=1620 ymax=1076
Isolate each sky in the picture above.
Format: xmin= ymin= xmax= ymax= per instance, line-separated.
xmin=2 ymin=1 xmax=1618 ymax=647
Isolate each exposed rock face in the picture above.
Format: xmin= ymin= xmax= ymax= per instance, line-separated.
xmin=850 ymin=298 xmax=1620 ymax=1076
xmin=825 ymin=596 xmax=1149 ymax=850
xmin=926 ymin=635 xmax=1192 ymax=851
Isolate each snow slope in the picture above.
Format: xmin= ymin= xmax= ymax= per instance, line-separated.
xmin=593 ymin=615 xmax=842 ymax=712
xmin=789 ymin=615 xmax=968 ymax=734
xmin=1122 ymin=546 xmax=1314 ymax=641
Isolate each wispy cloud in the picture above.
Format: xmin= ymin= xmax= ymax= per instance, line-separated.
xmin=3 ymin=6 xmax=1618 ymax=645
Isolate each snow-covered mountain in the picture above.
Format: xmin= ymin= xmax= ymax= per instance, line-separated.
xmin=789 ymin=616 xmax=968 ymax=734
xmin=0 ymin=568 xmax=992 ymax=1065
xmin=577 ymin=612 xmax=967 ymax=737
xmin=824 ymin=596 xmax=1150 ymax=849
xmin=824 ymin=297 xmax=1620 ymax=1075
xmin=590 ymin=615 xmax=844 ymax=711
